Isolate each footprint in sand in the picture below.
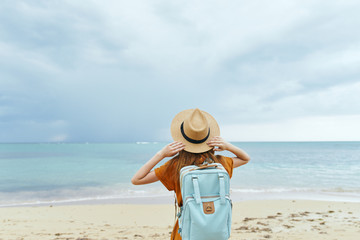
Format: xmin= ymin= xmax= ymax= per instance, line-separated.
xmin=235 ymin=226 xmax=249 ymax=230
xmin=283 ymin=224 xmax=294 ymax=229
xmin=257 ymin=221 xmax=269 ymax=226
xmin=261 ymin=228 xmax=272 ymax=233
xmin=299 ymin=211 xmax=310 ymax=216
xmin=150 ymin=233 xmax=161 ymax=237
xmin=243 ymin=217 xmax=257 ymax=222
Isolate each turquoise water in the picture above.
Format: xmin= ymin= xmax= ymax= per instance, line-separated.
xmin=0 ymin=142 xmax=359 ymax=206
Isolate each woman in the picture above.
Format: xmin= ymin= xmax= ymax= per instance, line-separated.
xmin=131 ymin=108 xmax=250 ymax=239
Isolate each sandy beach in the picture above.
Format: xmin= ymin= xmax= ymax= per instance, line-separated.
xmin=0 ymin=200 xmax=359 ymax=240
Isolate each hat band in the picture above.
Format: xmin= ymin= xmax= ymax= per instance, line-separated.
xmin=180 ymin=122 xmax=210 ymax=144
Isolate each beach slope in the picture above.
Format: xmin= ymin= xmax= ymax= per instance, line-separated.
xmin=0 ymin=200 xmax=359 ymax=240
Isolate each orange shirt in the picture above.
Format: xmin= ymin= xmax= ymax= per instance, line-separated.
xmin=155 ymin=155 xmax=234 ymax=240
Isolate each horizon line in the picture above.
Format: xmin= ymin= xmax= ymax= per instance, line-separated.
xmin=0 ymin=140 xmax=359 ymax=144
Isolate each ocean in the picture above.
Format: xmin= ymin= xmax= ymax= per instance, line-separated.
xmin=0 ymin=142 xmax=359 ymax=207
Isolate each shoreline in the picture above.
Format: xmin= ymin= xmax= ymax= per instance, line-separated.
xmin=1 ymin=190 xmax=360 ymax=208
xmin=0 ymin=199 xmax=359 ymax=239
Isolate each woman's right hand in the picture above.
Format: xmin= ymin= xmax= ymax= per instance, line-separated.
xmin=158 ymin=141 xmax=185 ymax=158
xmin=208 ymin=136 xmax=251 ymax=168
xmin=207 ymin=136 xmax=230 ymax=151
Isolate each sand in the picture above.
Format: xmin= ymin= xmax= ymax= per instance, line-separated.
xmin=0 ymin=200 xmax=359 ymax=240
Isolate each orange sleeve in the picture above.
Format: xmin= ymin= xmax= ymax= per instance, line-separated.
xmin=154 ymin=160 xmax=176 ymax=191
xmin=217 ymin=156 xmax=234 ymax=178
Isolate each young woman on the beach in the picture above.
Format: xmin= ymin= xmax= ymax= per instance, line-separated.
xmin=131 ymin=108 xmax=250 ymax=239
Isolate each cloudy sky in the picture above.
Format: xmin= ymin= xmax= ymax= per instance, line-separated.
xmin=1 ymin=0 xmax=360 ymax=143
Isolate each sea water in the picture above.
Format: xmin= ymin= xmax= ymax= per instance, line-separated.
xmin=0 ymin=142 xmax=359 ymax=207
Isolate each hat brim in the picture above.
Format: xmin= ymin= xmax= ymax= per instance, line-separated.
xmin=170 ymin=109 xmax=220 ymax=153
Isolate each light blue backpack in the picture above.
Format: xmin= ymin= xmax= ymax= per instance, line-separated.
xmin=177 ymin=162 xmax=232 ymax=240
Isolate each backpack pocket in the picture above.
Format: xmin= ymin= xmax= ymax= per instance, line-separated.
xmin=179 ymin=196 xmax=232 ymax=240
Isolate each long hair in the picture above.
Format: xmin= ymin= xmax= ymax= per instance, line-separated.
xmin=169 ymin=149 xmax=226 ymax=185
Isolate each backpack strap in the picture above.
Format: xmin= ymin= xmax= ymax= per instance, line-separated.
xmin=218 ymin=173 xmax=226 ymax=204
xmin=189 ymin=164 xmax=218 ymax=171
xmin=192 ymin=176 xmax=202 ymax=204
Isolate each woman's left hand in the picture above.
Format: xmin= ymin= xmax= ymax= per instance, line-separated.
xmin=158 ymin=141 xmax=185 ymax=158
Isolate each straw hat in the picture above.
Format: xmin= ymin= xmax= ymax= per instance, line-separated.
xmin=170 ymin=108 xmax=220 ymax=153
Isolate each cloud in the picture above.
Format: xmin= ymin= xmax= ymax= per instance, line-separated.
xmin=0 ymin=119 xmax=68 ymax=143
xmin=49 ymin=133 xmax=68 ymax=142
xmin=218 ymin=81 xmax=360 ymax=123
xmin=222 ymin=114 xmax=360 ymax=142
xmin=1 ymin=0 xmax=360 ymax=142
